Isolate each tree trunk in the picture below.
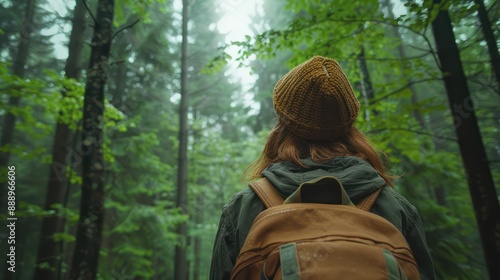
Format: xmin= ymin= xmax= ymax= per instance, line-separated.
xmin=358 ymin=46 xmax=377 ymax=125
xmin=34 ymin=1 xmax=86 ymax=279
xmin=431 ymin=1 xmax=500 ymax=278
xmin=193 ymin=192 xmax=204 ymax=280
xmin=0 ymin=0 xmax=35 ymax=212
xmin=383 ymin=0 xmax=453 ymax=208
xmin=382 ymin=0 xmax=426 ymax=128
xmin=174 ymin=0 xmax=189 ymax=279
xmin=69 ymin=0 xmax=114 ymax=278
xmin=474 ymin=0 xmax=500 ymax=92
xmin=0 ymin=1 xmax=35 ymax=279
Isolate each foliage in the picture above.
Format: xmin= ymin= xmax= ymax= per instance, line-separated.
xmin=0 ymin=0 xmax=497 ymax=279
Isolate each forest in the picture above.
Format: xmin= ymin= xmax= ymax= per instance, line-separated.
xmin=0 ymin=0 xmax=499 ymax=279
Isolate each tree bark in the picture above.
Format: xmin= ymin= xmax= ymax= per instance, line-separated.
xmin=69 ymin=0 xmax=114 ymax=278
xmin=431 ymin=1 xmax=500 ymax=278
xmin=474 ymin=0 xmax=500 ymax=93
xmin=34 ymin=1 xmax=86 ymax=279
xmin=174 ymin=0 xmax=189 ymax=279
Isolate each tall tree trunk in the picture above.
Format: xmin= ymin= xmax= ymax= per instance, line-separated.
xmin=431 ymin=1 xmax=500 ymax=278
xmin=382 ymin=0 xmax=454 ymax=207
xmin=474 ymin=0 xmax=500 ymax=92
xmin=34 ymin=1 xmax=86 ymax=279
xmin=358 ymin=46 xmax=377 ymax=125
xmin=0 ymin=0 xmax=35 ymax=162
xmin=0 ymin=0 xmax=35 ymax=212
xmin=0 ymin=1 xmax=35 ymax=279
xmin=382 ymin=0 xmax=426 ymax=128
xmin=192 ymin=192 xmax=204 ymax=280
xmin=174 ymin=0 xmax=189 ymax=279
xmin=69 ymin=0 xmax=114 ymax=278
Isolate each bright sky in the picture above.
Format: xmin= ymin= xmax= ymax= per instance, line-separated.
xmin=217 ymin=0 xmax=262 ymax=42
xmin=216 ymin=0 xmax=262 ymax=103
xmin=44 ymin=0 xmax=70 ymax=59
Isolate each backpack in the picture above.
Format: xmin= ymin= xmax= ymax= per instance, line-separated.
xmin=229 ymin=176 xmax=420 ymax=280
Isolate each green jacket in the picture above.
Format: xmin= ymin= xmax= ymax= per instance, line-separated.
xmin=209 ymin=156 xmax=436 ymax=280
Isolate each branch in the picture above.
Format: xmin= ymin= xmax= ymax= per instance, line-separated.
xmin=109 ymin=60 xmax=126 ymax=66
xmin=461 ymin=60 xmax=491 ymax=64
xmin=322 ymin=17 xmax=441 ymax=70
xmin=370 ymin=78 xmax=442 ymax=104
xmin=468 ymin=78 xmax=498 ymax=93
xmin=364 ymin=52 xmax=432 ymax=62
xmin=111 ymin=19 xmax=141 ymax=41
xmin=366 ymin=127 xmax=457 ymax=142
xmin=189 ymin=77 xmax=225 ymax=96
xmin=82 ymin=0 xmax=97 ymax=24
xmin=407 ymin=44 xmax=433 ymax=53
xmin=0 ymin=85 xmax=25 ymax=92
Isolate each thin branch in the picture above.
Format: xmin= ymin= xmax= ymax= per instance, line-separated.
xmin=407 ymin=44 xmax=433 ymax=53
xmin=318 ymin=17 xmax=442 ymax=70
xmin=468 ymin=78 xmax=498 ymax=93
xmin=109 ymin=60 xmax=126 ymax=66
xmin=364 ymin=52 xmax=432 ymax=62
xmin=366 ymin=127 xmax=457 ymax=142
xmin=111 ymin=19 xmax=141 ymax=41
xmin=82 ymin=0 xmax=97 ymax=24
xmin=461 ymin=60 xmax=491 ymax=64
xmin=326 ymin=17 xmax=441 ymax=70
xmin=189 ymin=77 xmax=225 ymax=96
xmin=370 ymin=78 xmax=442 ymax=104
xmin=0 ymin=85 xmax=24 ymax=92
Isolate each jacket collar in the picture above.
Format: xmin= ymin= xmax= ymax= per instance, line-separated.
xmin=261 ymin=156 xmax=386 ymax=202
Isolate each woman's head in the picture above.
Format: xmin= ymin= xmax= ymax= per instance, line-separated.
xmin=272 ymin=56 xmax=360 ymax=141
xmin=245 ymin=56 xmax=394 ymax=186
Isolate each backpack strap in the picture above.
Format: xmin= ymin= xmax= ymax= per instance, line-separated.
xmin=356 ymin=186 xmax=385 ymax=211
xmin=249 ymin=178 xmax=284 ymax=208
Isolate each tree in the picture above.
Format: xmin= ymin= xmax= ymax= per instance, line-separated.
xmin=174 ymin=0 xmax=189 ymax=278
xmin=0 ymin=0 xmax=35 ymax=215
xmin=69 ymin=0 xmax=114 ymax=278
xmin=430 ymin=0 xmax=500 ymax=278
xmin=0 ymin=1 xmax=36 ymax=279
xmin=474 ymin=0 xmax=500 ymax=91
xmin=34 ymin=1 xmax=86 ymax=278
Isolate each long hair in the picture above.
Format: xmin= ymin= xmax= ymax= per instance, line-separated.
xmin=244 ymin=120 xmax=395 ymax=187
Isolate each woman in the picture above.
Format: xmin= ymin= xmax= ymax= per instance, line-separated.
xmin=209 ymin=56 xmax=435 ymax=279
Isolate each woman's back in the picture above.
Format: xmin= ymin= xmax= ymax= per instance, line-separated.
xmin=209 ymin=56 xmax=436 ymax=280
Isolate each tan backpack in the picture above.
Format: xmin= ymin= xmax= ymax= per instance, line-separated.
xmin=230 ymin=176 xmax=420 ymax=280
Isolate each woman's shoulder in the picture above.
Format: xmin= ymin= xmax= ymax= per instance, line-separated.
xmin=221 ymin=185 xmax=265 ymax=226
xmin=223 ymin=187 xmax=258 ymax=209
xmin=371 ymin=187 xmax=421 ymax=233
xmin=382 ymin=187 xmax=419 ymax=213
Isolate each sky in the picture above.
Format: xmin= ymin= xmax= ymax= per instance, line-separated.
xmin=44 ymin=0 xmax=70 ymax=59
xmin=216 ymin=0 xmax=262 ymax=95
xmin=217 ymin=0 xmax=262 ymax=42
xmin=44 ymin=0 xmax=262 ymax=102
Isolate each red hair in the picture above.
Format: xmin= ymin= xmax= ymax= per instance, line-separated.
xmin=244 ymin=120 xmax=395 ymax=187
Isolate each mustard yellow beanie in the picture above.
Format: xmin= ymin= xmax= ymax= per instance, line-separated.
xmin=273 ymin=56 xmax=360 ymax=141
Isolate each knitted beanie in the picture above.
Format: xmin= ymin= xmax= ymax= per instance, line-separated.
xmin=273 ymin=56 xmax=360 ymax=141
